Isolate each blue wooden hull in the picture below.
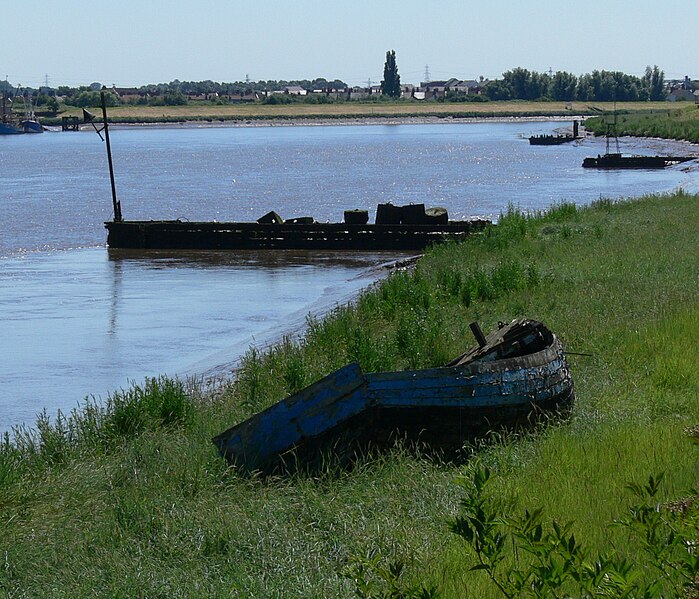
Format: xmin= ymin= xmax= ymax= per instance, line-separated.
xmin=0 ymin=122 xmax=24 ymax=135
xmin=20 ymin=119 xmax=43 ymax=134
xmin=213 ymin=320 xmax=574 ymax=473
xmin=0 ymin=120 xmax=43 ymax=135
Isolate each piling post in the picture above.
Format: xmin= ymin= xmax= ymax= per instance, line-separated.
xmin=469 ymin=322 xmax=488 ymax=348
xmin=100 ymin=89 xmax=122 ymax=222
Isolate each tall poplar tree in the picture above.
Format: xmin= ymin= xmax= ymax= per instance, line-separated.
xmin=381 ymin=50 xmax=401 ymax=98
xmin=644 ymin=65 xmax=666 ymax=101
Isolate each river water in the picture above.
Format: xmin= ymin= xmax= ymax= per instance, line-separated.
xmin=1 ymin=120 xmax=697 ymax=431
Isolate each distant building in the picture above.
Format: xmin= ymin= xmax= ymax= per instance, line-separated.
xmin=667 ymin=88 xmax=695 ymax=102
xmin=420 ymin=79 xmax=458 ymax=97
xmin=349 ymin=87 xmax=371 ymax=100
xmin=229 ymin=92 xmax=260 ymax=103
xmin=453 ymin=80 xmax=481 ymax=94
xmin=113 ymin=87 xmax=144 ymax=102
xmin=419 ymin=78 xmax=483 ymax=99
xmin=188 ymin=93 xmax=219 ymax=101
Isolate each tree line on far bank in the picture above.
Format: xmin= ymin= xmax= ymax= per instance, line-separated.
xmin=485 ymin=65 xmax=667 ymax=102
xmin=0 ymin=64 xmax=672 ymax=110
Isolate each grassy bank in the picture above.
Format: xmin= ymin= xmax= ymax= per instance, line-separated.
xmin=42 ymin=100 xmax=672 ymax=126
xmin=584 ymin=103 xmax=699 ymax=143
xmin=1 ymin=193 xmax=698 ymax=597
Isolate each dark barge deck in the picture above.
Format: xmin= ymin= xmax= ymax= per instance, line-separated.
xmin=582 ymin=153 xmax=697 ymax=169
xmin=529 ymin=134 xmax=578 ymax=145
xmin=105 ymin=219 xmax=490 ymax=251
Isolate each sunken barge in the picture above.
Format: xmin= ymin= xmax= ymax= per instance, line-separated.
xmin=529 ymin=121 xmax=581 ymax=145
xmin=105 ymin=204 xmax=490 ymax=251
xmin=582 ymin=153 xmax=696 ymax=169
xmin=529 ymin=134 xmax=577 ymax=146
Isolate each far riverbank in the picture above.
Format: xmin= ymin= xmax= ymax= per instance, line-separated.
xmin=41 ymin=99 xmax=672 ymax=127
xmin=105 ymin=114 xmax=588 ymax=130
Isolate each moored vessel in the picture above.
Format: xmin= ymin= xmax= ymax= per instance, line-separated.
xmin=582 ymin=153 xmax=696 ymax=169
xmin=529 ymin=121 xmax=581 ymax=145
xmin=582 ymin=109 xmax=694 ymax=168
xmin=0 ymin=91 xmax=44 ymax=135
xmin=105 ymin=207 xmax=490 ymax=251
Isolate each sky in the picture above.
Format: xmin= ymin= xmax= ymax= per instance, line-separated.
xmin=3 ymin=0 xmax=696 ymax=88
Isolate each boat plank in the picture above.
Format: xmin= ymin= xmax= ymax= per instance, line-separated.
xmin=366 ymin=366 xmax=570 ymax=408
xmin=213 ymin=363 xmax=368 ymax=470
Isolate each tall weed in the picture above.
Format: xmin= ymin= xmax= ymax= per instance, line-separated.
xmin=0 ymin=376 xmax=193 ymax=479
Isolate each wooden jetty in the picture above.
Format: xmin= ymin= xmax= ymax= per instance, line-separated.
xmin=213 ymin=319 xmax=575 ymax=474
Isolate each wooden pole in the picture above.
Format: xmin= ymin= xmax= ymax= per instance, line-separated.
xmin=469 ymin=321 xmax=487 ymax=348
xmin=100 ymin=89 xmax=122 ymax=222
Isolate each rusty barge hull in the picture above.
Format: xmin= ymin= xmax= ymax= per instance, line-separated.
xmin=105 ymin=219 xmax=489 ymax=251
xmin=529 ymin=134 xmax=578 ymax=145
xmin=582 ymin=153 xmax=696 ymax=169
xmin=213 ymin=320 xmax=574 ymax=474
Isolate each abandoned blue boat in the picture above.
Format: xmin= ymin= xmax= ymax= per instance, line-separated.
xmin=213 ymin=319 xmax=574 ymax=473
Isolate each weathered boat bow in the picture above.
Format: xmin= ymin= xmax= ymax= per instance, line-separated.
xmin=213 ymin=319 xmax=575 ymax=474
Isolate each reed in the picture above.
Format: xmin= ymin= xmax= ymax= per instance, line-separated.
xmin=0 ymin=377 xmax=193 ymax=484
xmin=0 ymin=192 xmax=697 ymax=597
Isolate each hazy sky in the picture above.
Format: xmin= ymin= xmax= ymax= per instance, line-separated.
xmin=4 ymin=0 xmax=696 ymax=88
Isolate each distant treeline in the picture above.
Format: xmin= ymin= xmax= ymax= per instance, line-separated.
xmin=482 ymin=66 xmax=667 ymax=102
xmin=0 ymin=77 xmax=348 ymax=97
xmin=0 ymin=66 xmax=671 ymax=107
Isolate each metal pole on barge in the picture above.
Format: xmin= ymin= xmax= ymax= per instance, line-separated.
xmin=100 ymin=88 xmax=122 ymax=222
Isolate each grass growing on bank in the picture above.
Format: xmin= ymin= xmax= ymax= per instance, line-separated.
xmin=584 ymin=103 xmax=699 ymax=143
xmin=43 ymin=100 xmax=671 ymax=126
xmin=0 ymin=193 xmax=697 ymax=597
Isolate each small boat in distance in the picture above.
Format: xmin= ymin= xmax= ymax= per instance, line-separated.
xmin=1 ymin=93 xmax=22 ymax=134
xmin=0 ymin=91 xmax=44 ymax=135
xmin=213 ymin=319 xmax=575 ymax=474
xmin=529 ymin=121 xmax=581 ymax=145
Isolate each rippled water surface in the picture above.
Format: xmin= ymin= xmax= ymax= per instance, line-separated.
xmin=1 ymin=121 xmax=697 ymax=430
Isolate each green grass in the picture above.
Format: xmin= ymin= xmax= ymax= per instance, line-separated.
xmin=41 ymin=100 xmax=672 ymax=126
xmin=585 ymin=104 xmax=699 ymax=142
xmin=0 ymin=193 xmax=697 ymax=597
